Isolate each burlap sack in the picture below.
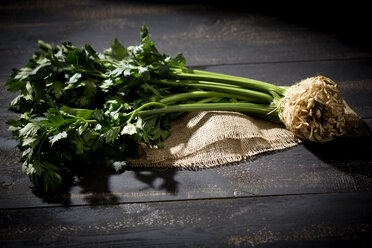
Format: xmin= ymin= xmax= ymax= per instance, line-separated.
xmin=128 ymin=102 xmax=363 ymax=168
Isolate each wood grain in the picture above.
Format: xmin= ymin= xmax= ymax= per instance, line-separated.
xmin=1 ymin=193 xmax=371 ymax=247
xmin=2 ymin=59 xmax=372 ymax=117
xmin=1 ymin=136 xmax=371 ymax=209
xmin=1 ymin=1 xmax=372 ymax=74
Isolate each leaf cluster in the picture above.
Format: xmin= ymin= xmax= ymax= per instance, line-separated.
xmin=6 ymin=25 xmax=186 ymax=192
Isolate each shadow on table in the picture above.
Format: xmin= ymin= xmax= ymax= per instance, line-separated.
xmin=31 ymin=164 xmax=179 ymax=207
xmin=132 ymin=168 xmax=179 ymax=195
xmin=304 ymin=123 xmax=372 ymax=178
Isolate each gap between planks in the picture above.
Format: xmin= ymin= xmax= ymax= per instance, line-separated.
xmin=0 ymin=191 xmax=363 ymax=211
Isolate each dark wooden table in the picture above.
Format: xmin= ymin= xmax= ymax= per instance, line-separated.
xmin=1 ymin=1 xmax=372 ymax=247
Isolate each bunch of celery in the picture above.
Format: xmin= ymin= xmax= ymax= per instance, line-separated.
xmin=6 ymin=25 xmax=346 ymax=192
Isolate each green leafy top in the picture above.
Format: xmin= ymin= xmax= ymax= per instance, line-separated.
xmin=6 ymin=25 xmax=186 ymax=192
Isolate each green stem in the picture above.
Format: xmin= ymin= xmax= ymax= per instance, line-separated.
xmin=159 ymin=91 xmax=255 ymax=104
xmin=152 ymin=79 xmax=273 ymax=103
xmin=139 ymin=102 xmax=281 ymax=122
xmin=169 ymin=68 xmax=286 ymax=96
xmin=126 ymin=101 xmax=167 ymax=124
xmin=194 ymin=97 xmax=222 ymax=104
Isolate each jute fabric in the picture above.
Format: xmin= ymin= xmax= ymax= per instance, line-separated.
xmin=129 ymin=102 xmax=362 ymax=168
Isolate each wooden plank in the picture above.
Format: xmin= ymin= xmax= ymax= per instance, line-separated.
xmin=1 ymin=1 xmax=372 ymax=76
xmin=1 ymin=134 xmax=371 ymax=209
xmin=1 ymin=192 xmax=371 ymax=247
xmin=2 ymin=58 xmax=372 ymax=117
xmin=189 ymin=58 xmax=372 ymax=118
